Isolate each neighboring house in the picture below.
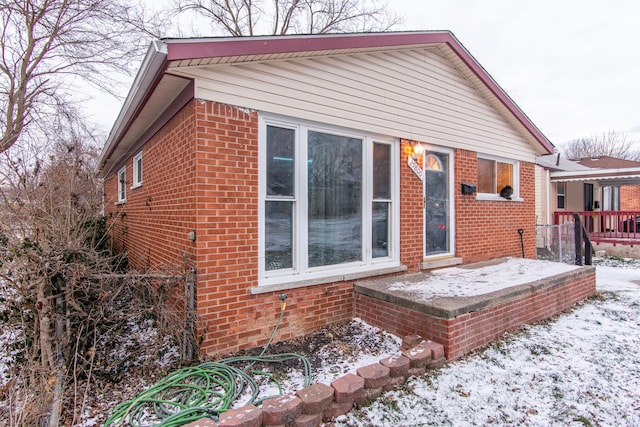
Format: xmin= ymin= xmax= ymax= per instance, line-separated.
xmin=536 ymin=154 xmax=640 ymax=224
xmin=536 ymin=154 xmax=640 ymax=258
xmin=574 ymin=156 xmax=640 ymax=211
xmin=98 ymin=31 xmax=554 ymax=356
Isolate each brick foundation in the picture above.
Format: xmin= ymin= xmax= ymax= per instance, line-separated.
xmin=355 ymin=266 xmax=596 ymax=359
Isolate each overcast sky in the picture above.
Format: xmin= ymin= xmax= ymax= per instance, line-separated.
xmin=97 ymin=0 xmax=640 ymax=150
xmin=392 ymin=0 xmax=640 ymax=148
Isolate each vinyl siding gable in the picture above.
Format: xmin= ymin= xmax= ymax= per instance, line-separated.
xmin=171 ymin=47 xmax=537 ymax=161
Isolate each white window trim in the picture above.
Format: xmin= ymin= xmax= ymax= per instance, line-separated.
xmin=117 ymin=166 xmax=126 ymax=204
xmin=476 ymin=153 xmax=523 ymax=202
xmin=557 ymin=182 xmax=566 ymax=210
xmin=258 ymin=114 xmax=400 ymax=287
xmin=421 ymin=145 xmax=456 ymax=260
xmin=131 ymin=151 xmax=143 ymax=189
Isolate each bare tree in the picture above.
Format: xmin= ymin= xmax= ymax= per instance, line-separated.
xmin=561 ymin=130 xmax=640 ymax=161
xmin=173 ymin=0 xmax=403 ymax=36
xmin=0 ymin=0 xmax=167 ymax=154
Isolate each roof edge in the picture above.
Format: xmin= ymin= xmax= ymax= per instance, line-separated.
xmin=163 ymin=31 xmax=453 ymax=61
xmin=442 ymin=33 xmax=554 ymax=154
xmin=97 ymin=40 xmax=168 ymax=175
xmin=162 ymin=31 xmax=554 ymax=154
xmin=551 ymin=167 xmax=640 ymax=178
xmin=99 ymin=31 xmax=555 ymax=176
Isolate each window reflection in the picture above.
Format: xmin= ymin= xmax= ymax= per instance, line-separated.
xmin=308 ymin=131 xmax=362 ymax=267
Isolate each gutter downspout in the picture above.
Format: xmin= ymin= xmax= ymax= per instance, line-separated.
xmin=97 ymin=39 xmax=168 ymax=176
xmin=546 ymin=169 xmax=551 ymax=225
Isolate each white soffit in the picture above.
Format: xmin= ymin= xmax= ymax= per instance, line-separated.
xmin=104 ymin=74 xmax=190 ymax=175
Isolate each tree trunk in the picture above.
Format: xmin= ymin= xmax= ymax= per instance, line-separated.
xmin=36 ymin=281 xmax=63 ymax=427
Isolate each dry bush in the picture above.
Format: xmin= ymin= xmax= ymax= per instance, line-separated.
xmin=0 ymin=140 xmax=194 ymax=426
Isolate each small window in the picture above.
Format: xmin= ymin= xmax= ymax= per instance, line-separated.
xmin=477 ymin=154 xmax=519 ymax=199
xmin=117 ymin=167 xmax=126 ymax=203
xmin=132 ymin=151 xmax=143 ymax=188
xmin=601 ymin=185 xmax=619 ymax=211
xmin=557 ymin=182 xmax=566 ymax=209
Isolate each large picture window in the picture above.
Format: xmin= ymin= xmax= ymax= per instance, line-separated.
xmin=260 ymin=116 xmax=399 ymax=286
xmin=307 ymin=131 xmax=363 ymax=267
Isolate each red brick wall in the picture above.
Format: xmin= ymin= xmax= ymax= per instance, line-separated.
xmin=400 ymin=140 xmax=425 ymax=272
xmin=355 ymin=267 xmax=595 ymax=359
xmin=104 ymin=101 xmax=198 ymax=270
xmin=104 ymin=102 xmax=542 ymax=357
xmin=621 ymin=185 xmax=640 ymax=210
xmin=454 ymin=149 xmax=536 ymax=263
xmin=189 ymin=101 xmax=355 ymax=355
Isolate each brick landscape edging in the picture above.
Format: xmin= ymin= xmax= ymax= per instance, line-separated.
xmin=183 ymin=336 xmax=445 ymax=427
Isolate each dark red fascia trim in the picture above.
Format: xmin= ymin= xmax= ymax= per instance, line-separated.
xmin=165 ymin=31 xmax=453 ymax=61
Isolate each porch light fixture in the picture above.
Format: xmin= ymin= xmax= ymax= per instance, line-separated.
xmin=410 ymin=141 xmax=424 ymax=160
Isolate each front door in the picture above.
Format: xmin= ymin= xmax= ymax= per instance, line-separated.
xmin=424 ymin=151 xmax=451 ymax=256
xmin=584 ymin=183 xmax=594 ymax=231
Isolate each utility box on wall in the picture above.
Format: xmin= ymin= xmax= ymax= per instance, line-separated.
xmin=461 ymin=183 xmax=477 ymax=195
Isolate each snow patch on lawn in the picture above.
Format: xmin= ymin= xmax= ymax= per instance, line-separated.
xmin=332 ymin=258 xmax=640 ymax=427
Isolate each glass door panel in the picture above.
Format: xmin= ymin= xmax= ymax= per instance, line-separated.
xmin=424 ymin=152 xmax=450 ymax=256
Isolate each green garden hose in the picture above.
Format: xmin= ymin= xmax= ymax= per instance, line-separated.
xmin=105 ymin=298 xmax=312 ymax=426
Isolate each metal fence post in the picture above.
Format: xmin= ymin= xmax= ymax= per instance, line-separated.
xmin=573 ymin=213 xmax=584 ymax=266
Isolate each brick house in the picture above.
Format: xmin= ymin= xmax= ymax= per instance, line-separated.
xmin=98 ymin=31 xmax=554 ymax=357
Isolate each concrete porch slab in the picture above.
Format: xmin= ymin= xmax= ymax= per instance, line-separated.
xmin=354 ymin=258 xmax=596 ymax=359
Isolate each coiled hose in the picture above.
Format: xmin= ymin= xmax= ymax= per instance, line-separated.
xmin=105 ymin=298 xmax=311 ymax=427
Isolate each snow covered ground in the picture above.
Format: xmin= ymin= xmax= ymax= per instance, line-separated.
xmin=3 ymin=257 xmax=638 ymax=426
xmin=331 ymin=257 xmax=640 ymax=427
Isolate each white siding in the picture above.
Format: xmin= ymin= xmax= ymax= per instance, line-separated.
xmin=171 ymin=47 xmax=537 ymax=161
xmin=535 ymin=165 xmax=544 ymax=224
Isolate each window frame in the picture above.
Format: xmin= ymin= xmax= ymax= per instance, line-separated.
xmin=476 ymin=153 xmax=521 ymax=201
xmin=258 ymin=114 xmax=400 ymax=288
xmin=601 ymin=185 xmax=619 ymax=211
xmin=556 ymin=182 xmax=566 ymax=209
xmin=132 ymin=151 xmax=143 ymax=189
xmin=422 ymin=145 xmax=456 ymax=259
xmin=117 ymin=166 xmax=126 ymax=204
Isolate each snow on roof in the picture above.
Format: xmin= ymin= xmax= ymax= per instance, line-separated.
xmin=536 ymin=153 xmax=592 ymax=171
